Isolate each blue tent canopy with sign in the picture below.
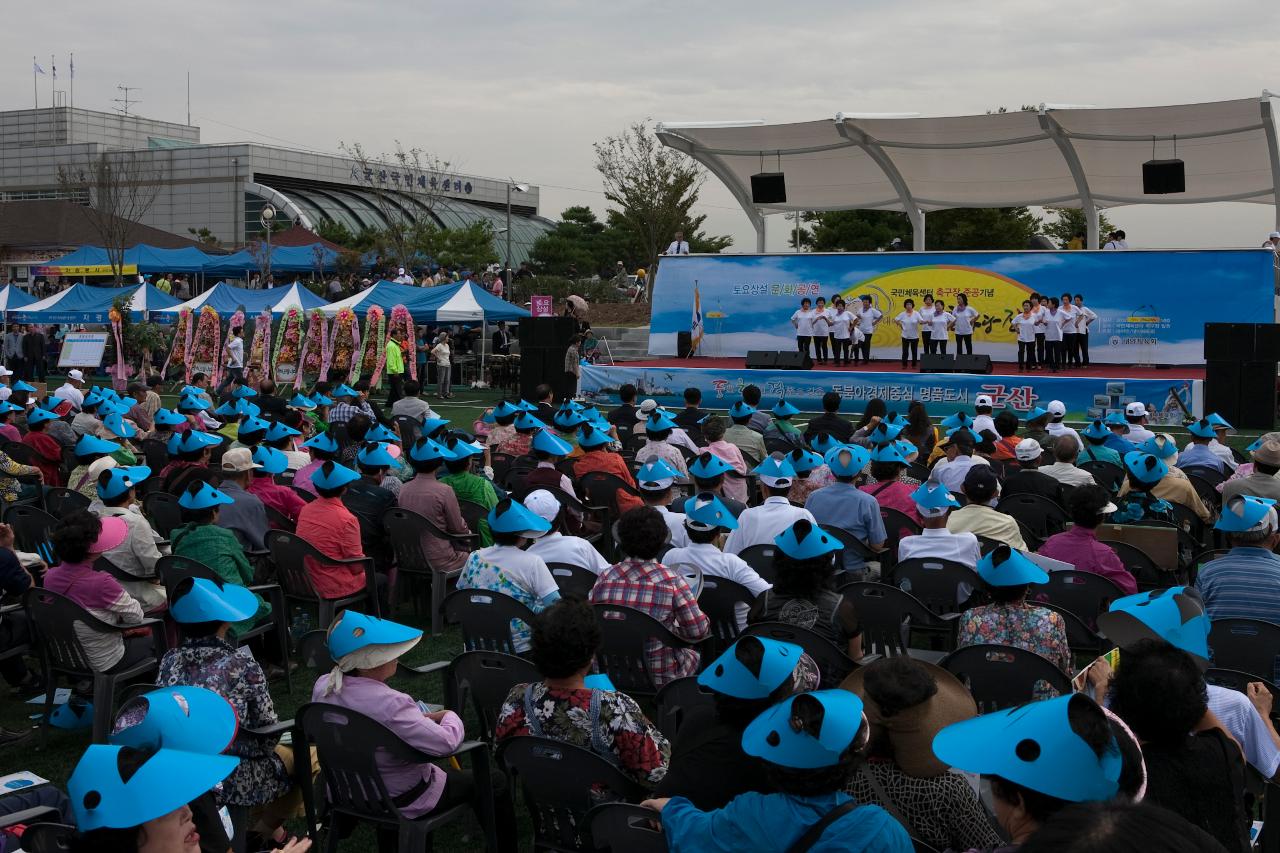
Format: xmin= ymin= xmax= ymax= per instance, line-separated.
xmin=7 ymin=283 xmax=180 ymax=323
xmin=202 ymin=243 xmax=341 ymax=276
xmin=320 ymin=280 xmax=529 ymax=323
xmin=151 ymin=281 xmax=329 ymax=321
xmin=42 ymin=245 xmax=217 ymax=274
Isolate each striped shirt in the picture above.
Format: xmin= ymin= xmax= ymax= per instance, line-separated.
xmin=1195 ymin=547 xmax=1280 ymax=625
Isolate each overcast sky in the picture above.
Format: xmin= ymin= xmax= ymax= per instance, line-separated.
xmin=6 ymin=0 xmax=1278 ymax=251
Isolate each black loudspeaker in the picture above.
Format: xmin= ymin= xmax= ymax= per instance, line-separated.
xmin=750 ymin=172 xmax=787 ymax=204
xmin=1142 ymin=159 xmax=1185 ymax=195
xmin=953 ymin=354 xmax=994 ymax=374
xmin=1240 ymin=361 xmax=1278 ymax=429
xmin=677 ymin=331 xmax=693 ymax=358
xmin=919 ymin=354 xmax=956 ymax=373
xmin=1255 ymin=325 xmax=1280 ymax=361
xmin=1204 ymin=323 xmax=1255 ymax=361
xmin=520 ymin=347 xmax=576 ymax=401
xmin=518 ymin=316 xmax=576 ymax=348
xmin=1205 ymin=361 xmax=1242 ymax=426
xmin=745 ymin=350 xmax=778 ymax=369
xmin=774 ymin=351 xmax=812 ymax=370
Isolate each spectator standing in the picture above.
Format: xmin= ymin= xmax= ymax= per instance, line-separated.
xmin=21 ymin=324 xmax=46 ymax=382
xmin=431 ymin=333 xmax=453 ymax=399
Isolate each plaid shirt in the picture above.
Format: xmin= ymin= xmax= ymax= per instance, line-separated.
xmin=329 ymin=400 xmax=375 ymax=425
xmin=589 ymin=558 xmax=709 ymax=687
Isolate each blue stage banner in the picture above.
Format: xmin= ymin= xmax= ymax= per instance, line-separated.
xmin=648 ymin=250 xmax=1276 ymax=365
xmin=579 ymin=363 xmax=1204 ymax=424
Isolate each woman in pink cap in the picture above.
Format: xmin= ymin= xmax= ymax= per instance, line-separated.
xmin=42 ymin=510 xmax=154 ymax=671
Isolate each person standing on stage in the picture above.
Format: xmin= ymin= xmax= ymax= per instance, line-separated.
xmin=810 ymin=297 xmax=831 ymax=365
xmin=1058 ymin=292 xmax=1080 ymax=367
xmin=929 ymin=300 xmax=955 ymax=357
xmin=1010 ymin=300 xmax=1039 ymax=371
xmin=1042 ymin=297 xmax=1067 ymax=373
xmin=1029 ymin=293 xmax=1048 ymax=366
xmin=894 ymin=299 xmax=922 ymax=368
xmin=790 ymin=298 xmax=815 ymax=360
xmin=830 ymin=298 xmax=854 ymax=366
xmin=952 ymin=293 xmax=978 ymax=356
xmin=855 ymin=294 xmax=882 ymax=364
xmin=665 ymin=231 xmax=691 ymax=255
xmin=1073 ymin=294 xmax=1096 ymax=366
xmin=919 ymin=294 xmax=937 ymax=355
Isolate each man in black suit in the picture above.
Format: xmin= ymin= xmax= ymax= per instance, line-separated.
xmin=803 ymin=392 xmax=853 ymax=444
xmin=673 ymin=387 xmax=707 ymax=447
xmin=491 ymin=320 xmax=511 ymax=356
xmin=608 ymin=383 xmax=639 ymax=430
xmin=254 ymin=378 xmax=288 ymax=419
xmin=533 ymin=383 xmax=556 ymax=423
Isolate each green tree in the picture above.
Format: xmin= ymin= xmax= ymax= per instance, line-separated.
xmin=796 ymin=207 xmax=1042 ymax=251
xmin=793 ymin=210 xmax=907 ymax=251
xmin=424 ymin=222 xmax=498 ymax=272
xmin=315 ymin=219 xmax=357 ymax=248
xmin=1042 ymin=208 xmax=1118 ymax=248
xmin=186 ymin=227 xmax=222 ymax=249
xmin=529 ymin=206 xmax=608 ymax=275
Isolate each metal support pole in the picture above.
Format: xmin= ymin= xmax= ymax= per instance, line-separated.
xmin=914 ymin=211 xmax=926 ymax=251
xmin=505 ymin=185 xmax=512 ymax=289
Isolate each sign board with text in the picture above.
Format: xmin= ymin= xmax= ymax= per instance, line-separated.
xmin=531 ymin=295 xmax=553 ymax=317
xmin=57 ymin=333 xmax=109 ymax=368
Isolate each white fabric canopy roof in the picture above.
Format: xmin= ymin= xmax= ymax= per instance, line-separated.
xmin=657 ymin=94 xmax=1280 ymax=249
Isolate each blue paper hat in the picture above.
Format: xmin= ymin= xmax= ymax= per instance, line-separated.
xmin=327 ymin=610 xmax=422 ymax=660
xmin=564 ymin=400 xmax=586 ymax=412
xmin=111 ymin=686 xmax=238 ymax=755
xmin=1080 ymin=419 xmax=1110 ymax=441
xmin=50 ymin=698 xmax=94 ymax=730
xmin=302 ymin=431 xmax=340 ymax=453
xmin=1206 ymin=413 xmax=1233 ymax=430
xmin=940 ymin=412 xmax=972 ymax=430
xmin=231 ymin=386 xmax=258 ymax=399
xmin=355 ymin=442 xmax=398 ymax=469
xmin=742 ymin=690 xmax=865 ymax=769
xmin=576 ymin=424 xmax=612 ymax=448
xmin=689 ymin=452 xmax=734 ymax=480
xmin=870 ymin=443 xmax=910 ymax=466
xmin=643 ymin=410 xmax=678 ymax=432
xmin=97 ymin=466 xmax=151 ymax=500
xmin=408 ymin=436 xmax=453 ymax=463
xmin=698 ymin=637 xmax=802 ymax=699
xmin=1138 ymin=434 xmax=1178 ymax=460
xmin=178 ymin=481 xmax=235 ymax=510
xmin=80 ymin=391 xmax=105 ymax=409
xmin=1215 ymin=494 xmax=1277 ymax=533
xmin=213 ymin=401 xmax=239 ymax=417
xmin=288 ymin=393 xmax=316 ymax=410
xmin=167 ymin=430 xmax=223 ymax=455
xmin=491 ymin=401 xmax=521 ymax=419
xmin=26 ymin=408 xmax=59 ymax=425
xmin=102 ymin=413 xmax=137 ymax=439
xmin=1104 ymin=411 xmax=1129 ymax=426
xmin=69 ymin=744 xmax=239 ymax=831
xmin=251 ymin=446 xmax=289 ymax=475
xmin=264 ymin=421 xmax=301 ymax=442
xmin=180 ymin=385 xmax=205 ymax=398
xmin=1186 ymin=418 xmax=1216 ymax=439
xmin=683 ymin=492 xmax=739 ymax=531
xmin=636 ymin=459 xmax=681 ymax=490
xmin=75 ymin=434 xmax=121 ymax=457
xmin=0 ymin=401 xmax=21 ymax=415
xmin=753 ymin=454 xmax=797 ymax=486
xmin=1023 ymin=406 xmax=1050 ymax=422
xmin=729 ymin=401 xmax=757 ymax=419
xmin=238 ymin=416 xmax=270 ymax=436
xmin=488 ymin=499 xmax=553 ymax=536
xmin=866 ymin=421 xmax=904 ymax=445
xmin=977 ymin=544 xmax=1048 ymax=587
xmin=786 ymin=448 xmax=824 ymax=474
xmin=774 ymin=520 xmax=843 ymax=559
xmin=366 ymin=423 xmax=398 ymax=443
xmin=583 ymin=674 xmax=616 ymax=691
xmin=892 ymin=439 xmax=918 ymax=459
xmin=770 ymin=399 xmax=800 ymax=418
xmin=553 ymin=408 xmax=587 ymax=430
xmin=332 ymin=383 xmax=359 ymax=398
xmin=440 ymin=435 xmax=483 ymax=458
xmin=515 ymin=399 xmax=539 ymax=412
xmin=945 ymin=426 xmax=984 ymax=444
xmin=932 ymin=694 xmax=1121 ymax=803
xmin=177 ymin=395 xmax=209 ymax=412
xmin=10 ymin=380 xmax=36 ymax=393
xmin=310 ymin=392 xmax=334 ymax=406
xmin=532 ymin=428 xmax=573 ymax=457
xmin=170 ymin=576 xmax=259 ymax=624
xmin=910 ymin=480 xmax=961 ymax=511
xmin=808 ymin=433 xmax=843 ymax=455
xmin=1097 ymin=586 xmax=1210 ymax=667
xmin=514 ymin=412 xmax=548 ymax=431
xmin=1122 ymin=450 xmax=1168 ymax=485
xmin=823 ymin=445 xmax=871 ymax=478
xmin=312 ymin=461 xmax=361 ymax=490
xmin=234 ymin=399 xmax=261 ymax=417
xmin=420 ymin=417 xmax=451 ymax=436
xmin=883 ymin=411 xmax=907 ymax=425
xmin=1247 ymin=436 xmax=1266 ymax=453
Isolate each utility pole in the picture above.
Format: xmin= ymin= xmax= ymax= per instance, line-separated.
xmin=113 ymin=85 xmax=140 ymax=116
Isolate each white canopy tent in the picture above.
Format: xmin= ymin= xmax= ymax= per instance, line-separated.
xmin=657 ymin=93 xmax=1280 ymax=250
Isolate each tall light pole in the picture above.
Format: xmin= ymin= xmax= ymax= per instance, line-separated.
xmin=260 ymin=204 xmax=276 ymax=288
xmin=505 ymin=182 xmax=529 ymax=289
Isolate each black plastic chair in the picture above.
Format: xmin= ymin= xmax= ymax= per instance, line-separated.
xmin=444 ymin=588 xmax=539 ymax=655
xmin=498 ymin=735 xmax=647 ymax=853
xmin=3 ymin=504 xmax=59 ymax=565
xmin=1030 ymin=570 xmax=1126 ymax=631
xmin=1042 ymin=603 xmax=1108 ymax=665
xmin=693 ymin=575 xmax=759 ymax=660
xmin=381 ymin=506 xmax=476 ymax=636
xmin=1180 ymin=465 xmax=1227 ymax=487
xmin=1095 ymin=538 xmax=1174 ymax=590
xmin=458 ymin=500 xmax=490 ymax=538
xmin=296 ymin=702 xmax=497 ymax=853
xmin=142 ymin=492 xmax=184 ymax=541
xmin=296 ymin=629 xmax=335 ymax=671
xmin=939 ymin=644 xmax=1072 ymax=712
xmin=887 ymin=558 xmax=984 ymax=615
xmin=15 ymin=821 xmax=76 ymax=853
xmin=839 ymin=581 xmax=960 ymax=657
xmin=879 ymin=507 xmax=921 ymax=570
xmin=290 ymin=484 xmax=317 ymax=504
xmin=593 ymin=603 xmax=705 ymax=696
xmin=1 ymin=440 xmax=41 ymax=468
xmin=157 ymin=554 xmax=292 ymax=693
xmin=43 ymin=487 xmax=90 ymax=519
xmin=741 ymin=621 xmax=857 ymax=689
xmin=1079 ymin=460 xmax=1124 ymax=492
xmin=995 ymin=493 xmax=1068 ymax=540
xmin=735 ymin=544 xmax=778 ymax=585
xmin=653 ymin=675 xmax=715 ymax=740
xmin=264 ymin=529 xmax=378 ymax=629
xmin=577 ymin=471 xmax=640 ymax=521
xmin=262 ymin=503 xmax=296 ymax=533
xmin=1208 ymin=618 xmax=1280 ymax=684
xmin=546 ymin=562 xmax=599 ymax=600
xmin=448 ymin=650 xmax=541 ymax=743
xmin=1184 ymin=474 xmax=1222 ymax=512
xmin=393 ymin=415 xmax=422 ymax=447
xmin=23 ymin=587 xmax=165 ymax=744
xmin=489 ymin=452 xmax=515 ymax=485
xmin=587 ymin=803 xmax=666 ymax=853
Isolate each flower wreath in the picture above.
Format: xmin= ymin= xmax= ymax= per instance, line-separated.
xmin=250 ymin=310 xmax=273 ymax=377
xmin=163 ymin=307 xmax=194 ymax=381
xmin=299 ymin=309 xmax=330 ymax=389
xmin=358 ymin=305 xmax=386 ymax=387
xmin=191 ymin=305 xmax=223 ymax=384
xmin=272 ymin=306 xmax=305 ymax=379
xmin=326 ymin=307 xmax=360 ymax=382
xmin=387 ymin=304 xmax=417 ymax=381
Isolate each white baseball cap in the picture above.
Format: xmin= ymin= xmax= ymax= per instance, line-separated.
xmin=1014 ymin=438 xmax=1043 ymax=461
xmin=523 ymin=489 xmax=561 ymax=523
xmin=0 ymin=367 xmax=11 ymax=378
xmin=1269 ymin=231 xmax=1280 ymax=239
xmin=1125 ymin=402 xmax=1148 ymax=417
xmin=974 ymin=395 xmax=993 ymax=408
xmin=68 ymin=369 xmax=84 ymax=381
xmin=1046 ymin=400 xmax=1066 ymax=417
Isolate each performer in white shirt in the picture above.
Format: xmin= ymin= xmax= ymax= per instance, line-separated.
xmin=952 ymin=293 xmax=979 ymax=356
xmin=664 ymin=231 xmax=690 ymax=255
xmin=662 ymin=493 xmax=771 ymax=629
xmin=830 ymin=298 xmax=855 ymax=366
xmin=919 ymin=294 xmax=937 ymax=355
xmin=1072 ymin=294 xmax=1097 ymax=366
xmin=854 ymin=294 xmax=883 ymax=365
xmin=1041 ymin=297 xmax=1068 ymax=373
xmin=790 ymin=298 xmax=815 ymax=360
xmin=1009 ymin=301 xmax=1040 ymax=371
xmin=810 ymin=296 xmax=832 ymax=365
xmin=929 ymin=301 xmax=955 ymax=356
xmin=1029 ymin=294 xmax=1049 ymax=366
xmin=893 ymin=299 xmax=923 ymax=368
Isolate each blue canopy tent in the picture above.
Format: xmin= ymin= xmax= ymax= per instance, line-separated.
xmin=43 ymin=245 xmax=217 ymax=274
xmin=318 ymin=281 xmax=436 ymax=320
xmin=202 ymin=243 xmax=340 ymax=276
xmin=151 ymin=281 xmax=329 ymax=321
xmin=410 ymin=280 xmax=530 ymax=324
xmin=0 ymin=285 xmax=35 ymax=312
xmin=8 ymin=283 xmax=181 ymax=323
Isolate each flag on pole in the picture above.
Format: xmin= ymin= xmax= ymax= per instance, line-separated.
xmin=690 ymin=281 xmax=704 ymax=356
xmin=33 ymin=61 xmax=45 ymax=75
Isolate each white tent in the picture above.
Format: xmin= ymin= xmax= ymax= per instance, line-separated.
xmin=657 ymin=93 xmax=1280 ymax=249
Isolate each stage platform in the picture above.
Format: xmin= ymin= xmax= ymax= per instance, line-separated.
xmin=578 ymin=357 xmax=1204 ymax=423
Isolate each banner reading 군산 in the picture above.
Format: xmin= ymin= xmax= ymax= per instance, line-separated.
xmin=648 ymin=249 xmax=1276 ymax=365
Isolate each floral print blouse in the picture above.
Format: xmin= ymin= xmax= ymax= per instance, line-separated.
xmin=956 ymin=601 xmax=1071 ymax=698
xmin=0 ymin=450 xmax=38 ymax=503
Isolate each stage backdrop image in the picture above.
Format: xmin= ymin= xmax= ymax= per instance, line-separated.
xmin=648 ymin=249 xmax=1276 ymax=365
